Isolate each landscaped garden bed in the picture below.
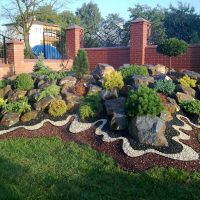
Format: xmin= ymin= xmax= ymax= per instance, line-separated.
xmin=1 ymin=50 xmax=200 ymax=172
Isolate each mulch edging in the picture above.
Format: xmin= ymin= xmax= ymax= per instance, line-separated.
xmin=0 ymin=118 xmax=200 ymax=172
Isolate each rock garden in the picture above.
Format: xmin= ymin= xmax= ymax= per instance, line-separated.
xmin=1 ymin=50 xmax=200 ymax=171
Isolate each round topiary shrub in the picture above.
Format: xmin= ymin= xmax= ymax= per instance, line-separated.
xmin=16 ymin=73 xmax=34 ymax=90
xmin=126 ymin=86 xmax=164 ymax=117
xmin=48 ymin=100 xmax=67 ymax=117
xmin=154 ymin=80 xmax=175 ymax=96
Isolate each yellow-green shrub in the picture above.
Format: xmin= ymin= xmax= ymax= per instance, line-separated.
xmin=0 ymin=98 xmax=7 ymax=108
xmin=179 ymin=75 xmax=197 ymax=87
xmin=103 ymin=71 xmax=124 ymax=91
xmin=48 ymin=100 xmax=67 ymax=117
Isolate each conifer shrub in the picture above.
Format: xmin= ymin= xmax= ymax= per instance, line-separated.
xmin=16 ymin=73 xmax=34 ymax=91
xmin=154 ymin=80 xmax=175 ymax=96
xmin=0 ymin=80 xmax=10 ymax=89
xmin=178 ymin=75 xmax=197 ymax=88
xmin=180 ymin=100 xmax=200 ymax=115
xmin=73 ymin=49 xmax=89 ymax=79
xmin=0 ymin=98 xmax=7 ymax=108
xmin=48 ymin=100 xmax=67 ymax=117
xmin=79 ymin=104 xmax=95 ymax=121
xmin=126 ymin=86 xmax=164 ymax=117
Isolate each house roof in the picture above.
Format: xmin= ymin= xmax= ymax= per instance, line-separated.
xmin=3 ymin=20 xmax=60 ymax=28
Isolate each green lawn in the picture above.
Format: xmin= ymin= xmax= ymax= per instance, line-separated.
xmin=0 ymin=137 xmax=200 ymax=200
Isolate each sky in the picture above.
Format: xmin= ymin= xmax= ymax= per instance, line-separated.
xmin=0 ymin=0 xmax=200 ymax=31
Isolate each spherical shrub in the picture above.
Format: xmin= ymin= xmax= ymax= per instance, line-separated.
xmin=154 ymin=80 xmax=175 ymax=96
xmin=178 ymin=75 xmax=197 ymax=88
xmin=180 ymin=100 xmax=200 ymax=114
xmin=120 ymin=65 xmax=149 ymax=83
xmin=103 ymin=71 xmax=124 ymax=91
xmin=16 ymin=73 xmax=34 ymax=90
xmin=126 ymin=86 xmax=164 ymax=117
xmin=79 ymin=104 xmax=94 ymax=121
xmin=48 ymin=100 xmax=67 ymax=117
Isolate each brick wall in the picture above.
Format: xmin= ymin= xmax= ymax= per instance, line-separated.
xmin=84 ymin=47 xmax=130 ymax=69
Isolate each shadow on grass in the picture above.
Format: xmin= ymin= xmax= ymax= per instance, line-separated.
xmin=0 ymin=157 xmax=28 ymax=200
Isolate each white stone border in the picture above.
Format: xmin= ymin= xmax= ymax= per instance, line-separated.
xmin=69 ymin=115 xmax=199 ymax=161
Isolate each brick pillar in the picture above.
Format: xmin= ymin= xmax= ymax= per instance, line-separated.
xmin=66 ymin=25 xmax=84 ymax=60
xmin=130 ymin=17 xmax=151 ymax=65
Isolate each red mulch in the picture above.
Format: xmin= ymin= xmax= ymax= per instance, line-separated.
xmin=0 ymin=118 xmax=200 ymax=172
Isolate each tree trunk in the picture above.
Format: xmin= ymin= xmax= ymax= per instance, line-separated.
xmin=23 ymin=31 xmax=34 ymax=58
xmin=169 ymin=56 xmax=172 ymax=74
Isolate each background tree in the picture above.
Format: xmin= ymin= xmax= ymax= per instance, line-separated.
xmin=76 ymin=1 xmax=102 ymax=47
xmin=157 ymin=38 xmax=188 ymax=72
xmin=128 ymin=4 xmax=167 ymax=44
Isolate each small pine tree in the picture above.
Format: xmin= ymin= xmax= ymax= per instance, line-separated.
xmin=157 ymin=38 xmax=188 ymax=73
xmin=73 ymin=49 xmax=89 ymax=79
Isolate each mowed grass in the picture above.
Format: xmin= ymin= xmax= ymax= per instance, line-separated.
xmin=0 ymin=137 xmax=200 ymax=200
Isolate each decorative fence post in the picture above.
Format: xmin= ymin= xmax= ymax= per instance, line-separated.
xmin=130 ymin=17 xmax=151 ymax=65
xmin=66 ymin=25 xmax=84 ymax=60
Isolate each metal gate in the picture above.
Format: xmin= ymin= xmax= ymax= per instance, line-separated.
xmin=43 ymin=29 xmax=67 ymax=59
xmin=0 ymin=34 xmax=12 ymax=64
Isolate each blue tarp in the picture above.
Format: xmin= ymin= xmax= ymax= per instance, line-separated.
xmin=32 ymin=45 xmax=62 ymax=59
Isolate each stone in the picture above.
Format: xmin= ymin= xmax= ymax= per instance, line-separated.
xmin=1 ymin=112 xmax=20 ymax=127
xmin=100 ymin=89 xmax=118 ymax=100
xmin=7 ymin=89 xmax=27 ymax=102
xmin=38 ymin=80 xmax=57 ymax=89
xmin=0 ymin=85 xmax=12 ymax=98
xmin=153 ymin=74 xmax=172 ymax=81
xmin=92 ymin=63 xmax=115 ymax=80
xmin=65 ymin=92 xmax=80 ymax=110
xmin=21 ymin=111 xmax=38 ymax=122
xmin=104 ymin=97 xmax=126 ymax=115
xmin=34 ymin=96 xmax=55 ymax=111
xmin=160 ymin=110 xmax=173 ymax=122
xmin=167 ymin=97 xmax=180 ymax=112
xmin=59 ymin=76 xmax=77 ymax=86
xmin=82 ymin=74 xmax=96 ymax=85
xmin=176 ymin=92 xmax=194 ymax=103
xmin=110 ymin=112 xmax=128 ymax=131
xmin=131 ymin=75 xmax=154 ymax=88
xmin=175 ymin=84 xmax=196 ymax=97
xmin=119 ymin=85 xmax=133 ymax=97
xmin=183 ymin=70 xmax=200 ymax=81
xmin=27 ymin=89 xmax=40 ymax=101
xmin=88 ymin=84 xmax=102 ymax=94
xmin=129 ymin=115 xmax=168 ymax=147
xmin=147 ymin=64 xmax=168 ymax=76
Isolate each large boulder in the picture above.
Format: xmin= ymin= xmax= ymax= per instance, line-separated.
xmin=1 ymin=112 xmax=20 ymax=127
xmin=176 ymin=92 xmax=194 ymax=103
xmin=38 ymin=80 xmax=57 ymax=89
xmin=129 ymin=115 xmax=168 ymax=146
xmin=104 ymin=97 xmax=126 ymax=115
xmin=147 ymin=64 xmax=168 ymax=76
xmin=88 ymin=84 xmax=102 ymax=94
xmin=59 ymin=76 xmax=77 ymax=86
xmin=21 ymin=111 xmax=39 ymax=122
xmin=160 ymin=110 xmax=173 ymax=122
xmin=65 ymin=92 xmax=80 ymax=110
xmin=27 ymin=89 xmax=40 ymax=101
xmin=183 ymin=70 xmax=200 ymax=81
xmin=110 ymin=112 xmax=128 ymax=131
xmin=100 ymin=89 xmax=118 ymax=100
xmin=92 ymin=63 xmax=115 ymax=80
xmin=131 ymin=75 xmax=154 ymax=88
xmin=34 ymin=96 xmax=55 ymax=111
xmin=167 ymin=97 xmax=180 ymax=112
xmin=7 ymin=89 xmax=27 ymax=102
xmin=0 ymin=85 xmax=12 ymax=98
xmin=175 ymin=84 xmax=196 ymax=97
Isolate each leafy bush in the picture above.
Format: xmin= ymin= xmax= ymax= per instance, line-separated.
xmin=48 ymin=100 xmax=67 ymax=117
xmin=79 ymin=105 xmax=95 ymax=121
xmin=103 ymin=71 xmax=124 ymax=91
xmin=180 ymin=100 xmax=200 ymax=114
xmin=79 ymin=92 xmax=103 ymax=120
xmin=73 ymin=49 xmax=89 ymax=79
xmin=16 ymin=73 xmax=34 ymax=90
xmin=36 ymin=85 xmax=60 ymax=101
xmin=33 ymin=54 xmax=51 ymax=75
xmin=0 ymin=80 xmax=10 ymax=89
xmin=154 ymin=80 xmax=175 ymax=96
xmin=46 ymin=71 xmax=69 ymax=81
xmin=3 ymin=97 xmax=31 ymax=113
xmin=0 ymin=98 xmax=7 ymax=108
xmin=126 ymin=86 xmax=164 ymax=117
xmin=120 ymin=65 xmax=149 ymax=83
xmin=178 ymin=75 xmax=197 ymax=88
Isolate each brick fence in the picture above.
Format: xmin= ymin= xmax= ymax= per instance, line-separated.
xmin=1 ymin=17 xmax=200 ymax=79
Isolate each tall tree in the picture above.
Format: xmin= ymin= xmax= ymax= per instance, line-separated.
xmin=128 ymin=4 xmax=167 ymax=44
xmin=76 ymin=1 xmax=102 ymax=47
xmin=164 ymin=2 xmax=200 ymax=43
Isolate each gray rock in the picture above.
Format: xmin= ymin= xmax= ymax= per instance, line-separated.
xmin=104 ymin=97 xmax=126 ymax=115
xmin=21 ymin=111 xmax=38 ymax=122
xmin=167 ymin=97 xmax=180 ymax=112
xmin=65 ymin=92 xmax=80 ymax=110
xmin=183 ymin=70 xmax=200 ymax=80
xmin=175 ymin=84 xmax=196 ymax=97
xmin=147 ymin=64 xmax=168 ymax=76
xmin=100 ymin=89 xmax=118 ymax=100
xmin=34 ymin=96 xmax=55 ymax=111
xmin=1 ymin=112 xmax=20 ymax=127
xmin=38 ymin=80 xmax=57 ymax=89
xmin=160 ymin=110 xmax=173 ymax=122
xmin=110 ymin=112 xmax=128 ymax=130
xmin=0 ymin=85 xmax=12 ymax=98
xmin=92 ymin=63 xmax=115 ymax=80
xmin=82 ymin=74 xmax=96 ymax=85
xmin=88 ymin=84 xmax=102 ymax=94
xmin=129 ymin=115 xmax=168 ymax=146
xmin=27 ymin=89 xmax=40 ymax=101
xmin=176 ymin=92 xmax=194 ymax=103
xmin=153 ymin=74 xmax=172 ymax=81
xmin=59 ymin=76 xmax=77 ymax=86
xmin=119 ymin=85 xmax=133 ymax=97
xmin=7 ymin=89 xmax=27 ymax=102
xmin=132 ymin=75 xmax=154 ymax=88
